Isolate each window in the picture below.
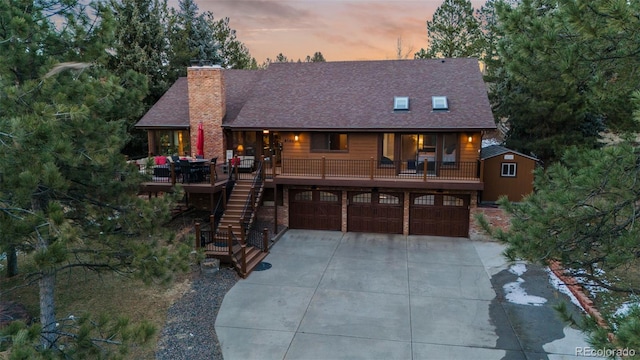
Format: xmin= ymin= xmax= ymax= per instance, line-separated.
xmin=501 ymin=163 xmax=517 ymax=177
xmin=319 ymin=191 xmax=339 ymax=202
xmin=432 ymin=96 xmax=449 ymax=111
xmin=394 ymin=96 xmax=409 ymax=111
xmin=294 ymin=191 xmax=313 ymax=201
xmin=442 ymin=134 xmax=457 ymax=165
xmin=380 ymin=133 xmax=395 ymax=165
xmin=379 ymin=193 xmax=400 ymax=205
xmin=414 ymin=195 xmax=435 ymax=205
xmin=352 ymin=193 xmax=371 ymax=203
xmin=154 ymin=130 xmax=190 ymax=156
xmin=311 ymin=133 xmax=348 ymax=151
xmin=443 ymin=195 xmax=464 ymax=206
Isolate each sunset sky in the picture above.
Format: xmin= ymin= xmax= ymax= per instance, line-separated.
xmin=169 ymin=0 xmax=488 ymax=64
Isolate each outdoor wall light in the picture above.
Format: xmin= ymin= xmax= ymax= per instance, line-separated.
xmin=467 ymin=135 xmax=473 ymax=143
xmin=294 ymin=134 xmax=299 ymax=142
xmin=237 ymin=144 xmax=244 ymax=153
xmin=263 ymin=129 xmax=269 ymax=134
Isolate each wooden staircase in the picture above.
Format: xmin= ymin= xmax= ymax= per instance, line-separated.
xmin=218 ymin=180 xmax=255 ymax=234
xmin=215 ymin=179 xmax=268 ymax=278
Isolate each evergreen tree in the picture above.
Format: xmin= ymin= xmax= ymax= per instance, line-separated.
xmin=110 ymin=0 xmax=171 ymax=156
xmin=110 ymin=0 xmax=171 ymax=104
xmin=0 ymin=0 xmax=190 ymax=355
xmin=492 ymin=0 xmax=640 ymax=164
xmin=478 ymin=92 xmax=640 ymax=352
xmin=212 ymin=17 xmax=256 ymax=69
xmin=305 ymin=52 xmax=326 ymax=63
xmin=415 ymin=0 xmax=483 ymax=59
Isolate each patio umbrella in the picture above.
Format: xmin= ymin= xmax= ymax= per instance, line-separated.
xmin=196 ymin=122 xmax=204 ymax=156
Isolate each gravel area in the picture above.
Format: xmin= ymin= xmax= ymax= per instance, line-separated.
xmin=155 ymin=207 xmax=285 ymax=360
xmin=155 ymin=267 xmax=239 ymax=360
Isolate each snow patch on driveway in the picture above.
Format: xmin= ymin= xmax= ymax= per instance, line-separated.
xmin=504 ymin=264 xmax=548 ymax=306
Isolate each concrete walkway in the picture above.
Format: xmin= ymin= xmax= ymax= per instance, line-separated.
xmin=215 ymin=230 xmax=599 ymax=360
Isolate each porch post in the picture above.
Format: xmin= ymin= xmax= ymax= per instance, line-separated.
xmin=422 ymin=161 xmax=428 ymax=182
xmin=321 ymin=157 xmax=326 ymax=180
xmin=369 ymin=157 xmax=374 ymax=180
xmin=195 ymin=223 xmax=201 ymax=250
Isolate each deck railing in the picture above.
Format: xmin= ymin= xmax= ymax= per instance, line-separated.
xmin=280 ymin=158 xmax=480 ymax=181
xmin=138 ymin=161 xmax=227 ymax=185
xmin=140 ymin=156 xmax=480 ymax=186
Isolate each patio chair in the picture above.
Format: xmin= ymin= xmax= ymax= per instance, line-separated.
xmin=179 ymin=160 xmax=199 ymax=183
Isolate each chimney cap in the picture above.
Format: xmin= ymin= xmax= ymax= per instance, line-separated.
xmin=188 ymin=59 xmax=221 ymax=68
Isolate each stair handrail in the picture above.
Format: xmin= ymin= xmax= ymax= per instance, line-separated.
xmin=239 ymin=161 xmax=265 ymax=249
xmin=211 ymin=177 xmax=235 ymax=234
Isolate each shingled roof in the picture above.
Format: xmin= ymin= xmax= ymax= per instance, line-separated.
xmin=480 ymin=145 xmax=539 ymax=161
xmin=136 ymin=58 xmax=496 ymax=131
xmin=136 ymin=77 xmax=189 ymax=128
xmin=228 ymin=58 xmax=495 ymax=131
xmin=134 ymin=70 xmax=263 ymax=129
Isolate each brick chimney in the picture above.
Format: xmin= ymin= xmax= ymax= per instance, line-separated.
xmin=187 ymin=65 xmax=226 ymax=162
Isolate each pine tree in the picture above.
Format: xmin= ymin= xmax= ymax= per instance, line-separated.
xmin=0 ymin=0 xmax=190 ymax=355
xmin=492 ymin=0 xmax=640 ymax=164
xmin=415 ymin=0 xmax=483 ymax=59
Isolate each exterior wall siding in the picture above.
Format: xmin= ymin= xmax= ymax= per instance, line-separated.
xmin=482 ymin=153 xmax=536 ymax=202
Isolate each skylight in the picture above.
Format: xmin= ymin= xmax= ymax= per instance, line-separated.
xmin=394 ymin=96 xmax=409 ymax=111
xmin=432 ymin=96 xmax=449 ymax=111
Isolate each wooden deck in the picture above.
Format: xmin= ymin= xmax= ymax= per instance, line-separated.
xmin=139 ymin=158 xmax=483 ymax=195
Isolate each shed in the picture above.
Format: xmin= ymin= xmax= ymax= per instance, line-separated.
xmin=480 ymin=145 xmax=538 ymax=202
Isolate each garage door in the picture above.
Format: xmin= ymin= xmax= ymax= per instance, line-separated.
xmin=409 ymin=194 xmax=469 ymax=237
xmin=289 ymin=189 xmax=342 ymax=231
xmin=347 ymin=191 xmax=403 ymax=234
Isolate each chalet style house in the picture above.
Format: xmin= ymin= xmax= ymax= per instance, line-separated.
xmin=135 ymin=59 xmax=496 ymax=242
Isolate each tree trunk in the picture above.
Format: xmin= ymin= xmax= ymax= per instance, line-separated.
xmin=39 ymin=271 xmax=56 ymax=349
xmin=6 ymin=245 xmax=18 ymax=277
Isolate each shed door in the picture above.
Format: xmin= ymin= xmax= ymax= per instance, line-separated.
xmin=289 ymin=190 xmax=342 ymax=231
xmin=347 ymin=191 xmax=403 ymax=234
xmin=409 ymin=194 xmax=469 ymax=237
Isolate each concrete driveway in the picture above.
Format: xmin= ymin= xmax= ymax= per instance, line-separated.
xmin=215 ymin=230 xmax=599 ymax=360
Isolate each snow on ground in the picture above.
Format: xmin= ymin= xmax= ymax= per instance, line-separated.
xmin=614 ymin=299 xmax=640 ymax=317
xmin=508 ymin=263 xmax=527 ymax=276
xmin=546 ymin=267 xmax=584 ymax=311
xmin=504 ymin=264 xmax=548 ymax=306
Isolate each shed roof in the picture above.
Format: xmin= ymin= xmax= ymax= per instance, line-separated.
xmin=480 ymin=145 xmax=539 ymax=161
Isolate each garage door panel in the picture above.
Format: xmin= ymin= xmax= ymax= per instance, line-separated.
xmin=347 ymin=192 xmax=403 ymax=234
xmin=289 ymin=190 xmax=341 ymax=231
xmin=409 ymin=194 xmax=469 ymax=237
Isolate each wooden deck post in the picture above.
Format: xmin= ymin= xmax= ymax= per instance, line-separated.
xmin=170 ymin=162 xmax=176 ymax=185
xmin=272 ymin=158 xmax=277 ymax=178
xmin=261 ymin=155 xmax=266 ymax=182
xmin=263 ymin=228 xmax=269 ymax=252
xmin=209 ymin=163 xmax=215 ymax=185
xmin=423 ymin=161 xmax=428 ymax=182
xmin=227 ymin=225 xmax=234 ymax=257
xmin=195 ymin=223 xmax=201 ymax=251
xmin=209 ymin=214 xmax=215 ymax=231
xmin=321 ymin=157 xmax=326 ymax=180
xmin=240 ymin=244 xmax=247 ymax=277
xmin=369 ymin=157 xmax=374 ymax=180
xmin=239 ymin=219 xmax=246 ymax=246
